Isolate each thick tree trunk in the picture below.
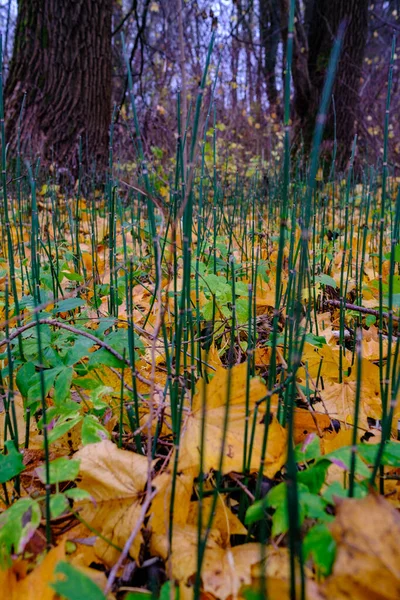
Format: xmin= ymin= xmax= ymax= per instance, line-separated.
xmin=292 ymin=0 xmax=369 ymax=169
xmin=5 ymin=0 xmax=112 ymax=170
xmin=259 ymin=0 xmax=281 ymax=109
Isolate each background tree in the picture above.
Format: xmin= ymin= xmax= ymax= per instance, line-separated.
xmin=281 ymin=0 xmax=369 ymax=168
xmin=2 ymin=0 xmax=400 ymax=171
xmin=5 ymin=0 xmax=112 ymax=169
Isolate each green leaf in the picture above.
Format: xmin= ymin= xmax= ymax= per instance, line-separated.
xmin=81 ymin=415 xmax=110 ymax=445
xmin=27 ymin=367 xmax=63 ymax=404
xmin=301 ymin=491 xmax=331 ymax=522
xmin=0 ymin=441 xmax=25 ymax=483
xmin=323 ymin=446 xmax=371 ymax=478
xmin=50 ymin=493 xmax=69 ymax=519
xmin=48 ymin=415 xmax=83 ymax=445
xmin=303 ymin=524 xmax=336 ymax=576
xmin=64 ymin=488 xmax=92 ymax=502
xmin=87 ymin=348 xmax=124 ymax=369
xmin=322 ymin=480 xmax=366 ymax=504
xmin=304 ymin=333 xmax=327 ymax=348
xmin=202 ymin=300 xmax=214 ymax=321
xmin=295 ymin=433 xmax=321 ymax=464
xmin=245 ymin=499 xmax=267 ymax=525
xmin=61 ymin=271 xmax=85 ymax=283
xmin=365 ymin=314 xmax=376 ymax=326
xmin=0 ymin=498 xmax=41 ymax=565
xmin=236 ymin=298 xmax=250 ymax=324
xmin=53 ymin=298 xmax=87 ymax=314
xmin=160 ymin=581 xmax=179 ymax=600
xmin=37 ymin=457 xmax=80 ymax=485
xmin=315 ymin=274 xmax=337 ymax=288
xmin=73 ymin=377 xmax=102 ymax=391
xmin=297 ymin=460 xmax=330 ymax=494
xmin=54 ymin=367 xmax=73 ymax=404
xmin=204 ymin=274 xmax=226 ymax=294
xmin=65 ymin=337 xmax=96 ymax=366
xmin=51 ymin=561 xmax=105 ymax=600
xmin=357 ymin=441 xmax=400 ymax=467
xmin=16 ymin=362 xmax=36 ymax=397
xmin=235 ymin=282 xmax=249 ymax=296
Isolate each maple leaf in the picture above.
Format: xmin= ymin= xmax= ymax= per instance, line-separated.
xmin=150 ymin=469 xmax=195 ymax=535
xmin=152 ymin=528 xmax=321 ymax=600
xmin=177 ymin=363 xmax=287 ymax=477
xmin=75 ymin=440 xmax=150 ymax=566
xmin=320 ymin=363 xmax=382 ymax=430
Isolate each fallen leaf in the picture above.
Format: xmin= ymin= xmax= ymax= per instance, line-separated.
xmin=0 ymin=541 xmax=65 ymax=600
xmin=150 ymin=469 xmax=195 ymax=535
xmin=178 ymin=364 xmax=286 ymax=477
xmin=322 ymin=494 xmax=400 ymax=599
xmin=186 ymin=495 xmax=247 ymax=546
xmin=75 ymin=440 xmax=149 ymax=566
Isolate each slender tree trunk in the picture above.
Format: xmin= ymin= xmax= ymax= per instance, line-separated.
xmin=5 ymin=0 xmax=112 ymax=170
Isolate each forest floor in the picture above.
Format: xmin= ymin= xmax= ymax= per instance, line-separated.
xmin=0 ymin=166 xmax=400 ymax=600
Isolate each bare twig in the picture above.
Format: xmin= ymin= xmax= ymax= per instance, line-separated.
xmin=0 ymin=318 xmax=163 ymax=391
xmin=104 ymin=489 xmax=157 ymax=594
xmin=326 ymin=299 xmax=400 ymax=322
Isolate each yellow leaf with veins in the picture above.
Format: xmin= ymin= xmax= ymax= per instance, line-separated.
xmin=178 ymin=364 xmax=286 ymax=477
xmin=186 ymin=496 xmax=247 ymax=546
xmin=150 ymin=469 xmax=194 ymax=535
xmin=75 ymin=440 xmax=149 ymax=566
xmin=152 ymin=528 xmax=320 ymax=600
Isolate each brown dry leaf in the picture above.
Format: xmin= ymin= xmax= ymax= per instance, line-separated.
xmin=75 ymin=440 xmax=149 ymax=566
xmin=322 ymin=494 xmax=400 ymax=599
xmin=0 ymin=541 xmax=65 ymax=600
xmin=178 ymin=364 xmax=286 ymax=477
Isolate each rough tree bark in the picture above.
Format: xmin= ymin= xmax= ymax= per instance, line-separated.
xmin=289 ymin=0 xmax=369 ymax=169
xmin=5 ymin=0 xmax=112 ymax=170
xmin=259 ymin=0 xmax=281 ymax=109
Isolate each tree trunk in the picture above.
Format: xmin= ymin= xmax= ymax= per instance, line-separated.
xmin=5 ymin=0 xmax=112 ymax=170
xmin=259 ymin=0 xmax=281 ymax=109
xmin=292 ymin=0 xmax=369 ymax=169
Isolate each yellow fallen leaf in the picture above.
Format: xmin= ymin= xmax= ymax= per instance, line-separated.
xmin=186 ymin=496 xmax=247 ymax=546
xmin=293 ymin=409 xmax=332 ymax=444
xmin=150 ymin=469 xmax=195 ymax=536
xmin=0 ymin=541 xmax=65 ymax=600
xmin=322 ymin=494 xmax=400 ymax=599
xmin=300 ymin=343 xmax=350 ymax=382
xmin=320 ymin=371 xmax=382 ymax=430
xmin=151 ymin=526 xmax=260 ymax=600
xmin=152 ymin=529 xmax=320 ymax=600
xmin=75 ymin=440 xmax=149 ymax=566
xmin=0 ymin=392 xmax=38 ymax=449
xmin=178 ymin=364 xmax=286 ymax=477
